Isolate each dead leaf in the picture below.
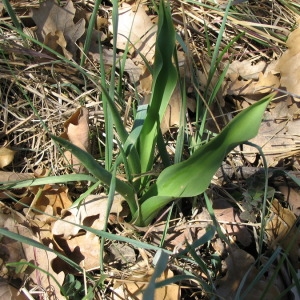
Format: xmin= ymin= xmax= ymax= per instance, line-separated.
xmin=51 ymin=193 xmax=125 ymax=270
xmin=110 ymin=3 xmax=157 ymax=62
xmin=0 ymin=171 xmax=34 ymax=200
xmin=0 ymin=280 xmax=27 ymax=300
xmin=15 ymin=184 xmax=73 ymax=225
xmin=216 ymin=248 xmax=281 ymax=299
xmin=89 ymin=47 xmax=142 ymax=84
xmin=0 ymin=147 xmax=16 ymax=168
xmin=278 ymin=186 xmax=300 ymax=216
xmin=227 ymin=60 xmax=267 ymax=80
xmin=265 ymin=199 xmax=300 ymax=269
xmin=52 ymin=192 xmax=124 ymax=239
xmin=31 ymin=0 xmax=85 ymax=58
xmin=239 ymin=96 xmax=300 ymax=166
xmin=0 ymin=171 xmax=34 ymax=182
xmin=275 ymin=22 xmax=300 ymax=99
xmin=44 ymin=30 xmax=72 ymax=59
xmin=0 ymin=206 xmax=64 ymax=299
xmin=112 ymin=268 xmax=180 ymax=300
xmin=255 ymin=71 xmax=280 ymax=93
xmin=213 ymin=198 xmax=252 ymax=247
xmin=60 ymin=107 xmax=89 ymax=172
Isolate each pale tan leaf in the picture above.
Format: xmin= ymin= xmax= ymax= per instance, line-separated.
xmin=0 ymin=280 xmax=27 ymax=300
xmin=17 ymin=226 xmax=65 ymax=299
xmin=112 ymin=268 xmax=180 ymax=300
xmin=52 ymin=193 xmax=124 ymax=239
xmin=213 ymin=198 xmax=252 ymax=247
xmin=275 ymin=22 xmax=300 ymax=99
xmin=268 ymin=198 xmax=295 ymax=237
xmin=109 ymin=3 xmax=157 ymax=62
xmin=227 ymin=60 xmax=267 ymax=80
xmin=242 ymin=96 xmax=300 ymax=166
xmin=265 ymin=199 xmax=300 ymax=268
xmin=44 ymin=30 xmax=73 ymax=59
xmin=63 ymin=107 xmax=89 ymax=151
xmin=0 ymin=147 xmax=16 ymax=168
xmin=0 ymin=209 xmax=64 ymax=299
xmin=0 ymin=172 xmax=34 ymax=200
xmin=89 ymin=47 xmax=142 ymax=84
xmin=255 ymin=71 xmax=280 ymax=93
xmin=0 ymin=171 xmax=34 ymax=183
xmin=53 ymin=233 xmax=102 ymax=271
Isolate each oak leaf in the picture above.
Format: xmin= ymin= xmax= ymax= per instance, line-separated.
xmin=0 ymin=207 xmax=64 ymax=299
xmin=60 ymin=107 xmax=89 ymax=172
xmin=31 ymin=0 xmax=85 ymax=58
xmin=275 ymin=22 xmax=300 ymax=99
xmin=109 ymin=3 xmax=157 ymax=62
xmin=52 ymin=193 xmax=124 ymax=239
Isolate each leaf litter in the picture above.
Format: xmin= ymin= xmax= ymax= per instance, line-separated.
xmin=1 ymin=0 xmax=300 ymax=299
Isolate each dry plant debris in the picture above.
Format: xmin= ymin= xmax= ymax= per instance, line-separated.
xmin=1 ymin=0 xmax=300 ymax=299
xmin=30 ymin=0 xmax=86 ymax=59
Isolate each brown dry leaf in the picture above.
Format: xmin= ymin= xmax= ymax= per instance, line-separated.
xmin=216 ymin=248 xmax=281 ymax=299
xmin=16 ymin=184 xmax=73 ymax=224
xmin=0 ymin=171 xmax=34 ymax=182
xmin=0 ymin=171 xmax=34 ymax=200
xmin=0 ymin=280 xmax=26 ymax=300
xmin=227 ymin=60 xmax=267 ymax=80
xmin=60 ymin=107 xmax=89 ymax=172
xmin=44 ymin=30 xmax=72 ymax=59
xmin=110 ymin=3 xmax=157 ymax=62
xmin=255 ymin=71 xmax=280 ymax=93
xmin=240 ymin=96 xmax=300 ymax=166
xmin=212 ymin=198 xmax=252 ymax=247
xmin=88 ymin=47 xmax=142 ymax=84
xmin=52 ymin=193 xmax=124 ymax=270
xmin=0 ymin=207 xmax=64 ymax=299
xmin=225 ymin=71 xmax=279 ymax=96
xmin=275 ymin=21 xmax=300 ymax=98
xmin=140 ymin=79 xmax=195 ymax=133
xmin=265 ymin=199 xmax=300 ymax=268
xmin=53 ymin=233 xmax=102 ymax=271
xmin=0 ymin=147 xmax=16 ymax=168
xmin=224 ymin=59 xmax=279 ymax=96
xmin=31 ymin=0 xmax=85 ymax=58
xmin=52 ymin=192 xmax=124 ymax=239
xmin=161 ymin=84 xmax=196 ymax=134
xmin=139 ymin=65 xmax=152 ymax=94
xmin=278 ymin=186 xmax=300 ymax=216
xmin=112 ymin=268 xmax=180 ymax=300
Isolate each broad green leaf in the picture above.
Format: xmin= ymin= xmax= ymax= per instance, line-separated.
xmin=135 ymin=94 xmax=274 ymax=225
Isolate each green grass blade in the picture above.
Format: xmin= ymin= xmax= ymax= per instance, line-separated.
xmin=143 ymin=250 xmax=169 ymax=299
xmin=137 ymin=0 xmax=177 ymax=174
xmin=0 ymin=228 xmax=83 ymax=274
xmin=2 ymin=0 xmax=22 ymax=31
xmin=80 ymin=0 xmax=102 ymax=65
xmin=50 ymin=135 xmax=138 ymax=215
xmin=0 ymin=174 xmax=97 ymax=189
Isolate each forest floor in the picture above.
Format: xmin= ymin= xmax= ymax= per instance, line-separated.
xmin=1 ymin=0 xmax=300 ymax=299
